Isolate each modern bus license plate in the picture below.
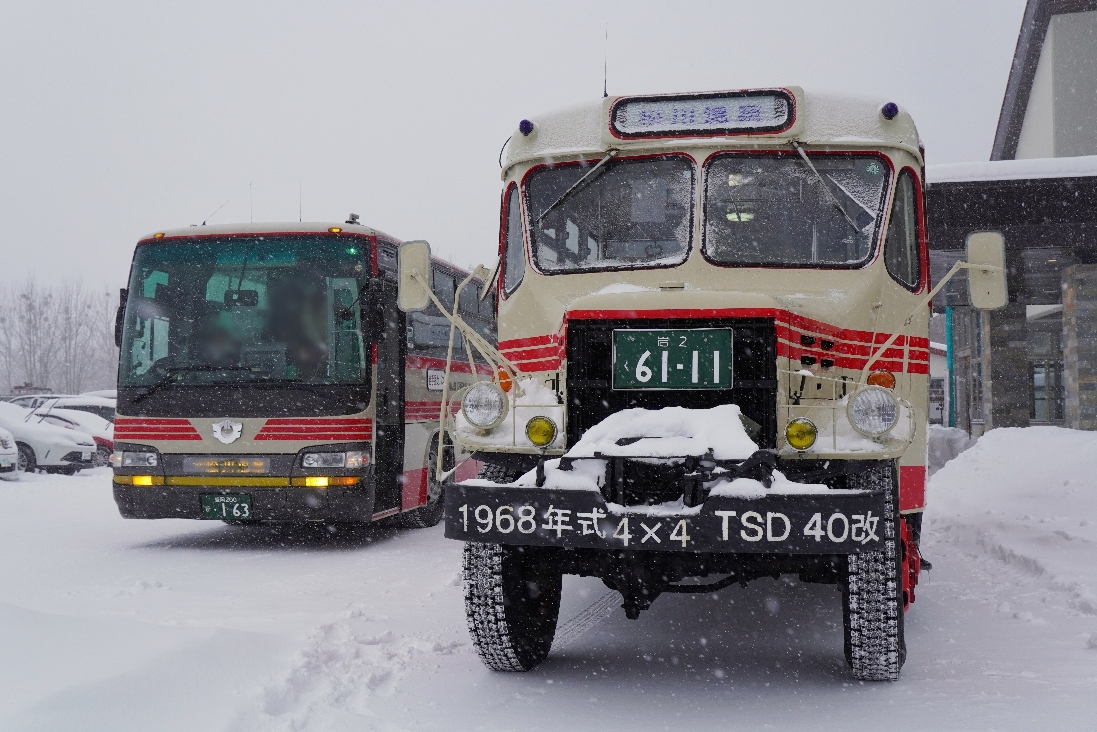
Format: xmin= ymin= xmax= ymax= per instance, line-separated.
xmin=200 ymin=493 xmax=252 ymax=520
xmin=613 ymin=329 xmax=732 ymax=390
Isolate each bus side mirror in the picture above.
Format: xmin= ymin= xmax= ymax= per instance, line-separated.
xmin=397 ymin=241 xmax=432 ymax=312
xmin=114 ymin=288 xmax=128 ymax=348
xmin=966 ymin=231 xmax=1007 ymax=310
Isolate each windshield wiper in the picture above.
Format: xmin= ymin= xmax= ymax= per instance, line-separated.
xmin=129 ymin=365 xmax=255 ymax=404
xmin=790 ymin=141 xmax=865 ymax=233
xmin=536 ymin=149 xmax=619 ymax=223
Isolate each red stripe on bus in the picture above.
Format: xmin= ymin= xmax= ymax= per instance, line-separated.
xmin=900 ymin=465 xmax=926 ymax=511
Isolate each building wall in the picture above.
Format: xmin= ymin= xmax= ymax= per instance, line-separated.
xmin=1017 ymin=10 xmax=1097 ymax=159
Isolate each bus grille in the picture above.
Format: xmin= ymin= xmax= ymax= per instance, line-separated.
xmin=565 ymin=317 xmax=777 ymax=449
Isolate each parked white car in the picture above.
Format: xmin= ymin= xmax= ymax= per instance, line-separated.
xmin=29 ymin=407 xmax=114 ymax=467
xmin=8 ymin=395 xmax=115 ymax=423
xmin=0 ymin=402 xmax=98 ymax=475
xmin=0 ymin=426 xmax=17 ymax=480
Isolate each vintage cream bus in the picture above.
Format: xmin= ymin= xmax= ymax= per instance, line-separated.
xmin=398 ymin=88 xmax=1006 ymax=681
xmin=111 ymin=221 xmax=493 ymax=527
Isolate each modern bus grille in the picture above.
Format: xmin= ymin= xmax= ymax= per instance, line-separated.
xmin=565 ymin=317 xmax=778 ymax=451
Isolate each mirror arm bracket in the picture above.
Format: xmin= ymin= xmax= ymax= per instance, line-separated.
xmin=858 ymin=261 xmax=1004 ymax=383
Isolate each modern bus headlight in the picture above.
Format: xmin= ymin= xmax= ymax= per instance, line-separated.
xmin=785 ymin=418 xmax=817 ymax=451
xmin=525 ymin=416 xmax=558 ymax=448
xmin=115 ymin=451 xmax=158 ymax=467
xmin=302 ymin=451 xmax=369 ymax=469
xmin=847 ymin=387 xmax=899 ymax=436
xmin=461 ymin=382 xmax=508 ymax=430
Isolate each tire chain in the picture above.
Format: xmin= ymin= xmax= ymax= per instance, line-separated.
xmin=846 ymin=462 xmax=902 ymax=681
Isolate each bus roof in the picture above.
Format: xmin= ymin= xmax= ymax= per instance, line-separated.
xmin=502 ymin=87 xmax=923 ymax=175
xmin=136 ymin=221 xmax=401 ymax=244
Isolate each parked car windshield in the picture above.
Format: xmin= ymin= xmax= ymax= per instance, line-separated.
xmin=703 ymin=153 xmax=891 ymax=267
xmin=119 ymin=235 xmax=371 ymax=388
xmin=525 ymin=156 xmax=694 ymax=273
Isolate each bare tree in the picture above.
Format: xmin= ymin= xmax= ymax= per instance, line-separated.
xmin=15 ymin=279 xmax=58 ymax=389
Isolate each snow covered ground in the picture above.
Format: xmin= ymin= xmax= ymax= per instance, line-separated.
xmin=3 ymin=427 xmax=1097 ymax=731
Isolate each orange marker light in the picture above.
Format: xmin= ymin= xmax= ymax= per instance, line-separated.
xmin=153 ymin=232 xmax=165 ymax=239
xmin=497 ymin=368 xmax=513 ymax=393
xmin=867 ymin=370 xmax=897 ymax=389
xmin=328 ymin=227 xmax=342 ymax=233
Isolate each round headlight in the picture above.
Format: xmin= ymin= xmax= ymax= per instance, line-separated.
xmin=461 ymin=382 xmax=508 ymax=430
xmin=847 ymin=386 xmax=899 ymax=436
xmin=785 ymin=418 xmax=817 ymax=451
xmin=525 ymin=416 xmax=558 ymax=448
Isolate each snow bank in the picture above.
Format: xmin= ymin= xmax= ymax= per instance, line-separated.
xmin=928 ymin=426 xmax=1097 ymax=615
xmin=927 ymin=424 xmax=977 ymax=475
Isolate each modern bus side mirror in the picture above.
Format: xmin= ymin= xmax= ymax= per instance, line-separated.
xmin=397 ymin=240 xmax=432 ymax=312
xmin=114 ymin=288 xmax=128 ymax=348
xmin=966 ymin=231 xmax=1007 ymax=310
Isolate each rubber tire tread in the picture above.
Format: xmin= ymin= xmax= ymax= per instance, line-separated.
xmin=842 ymin=460 xmax=905 ymax=681
xmin=462 ymin=462 xmax=561 ymax=672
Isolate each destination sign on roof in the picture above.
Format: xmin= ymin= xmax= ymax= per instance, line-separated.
xmin=611 ymin=90 xmax=793 ymax=138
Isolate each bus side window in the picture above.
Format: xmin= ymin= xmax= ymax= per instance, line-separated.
xmin=459 ymin=279 xmax=478 ymax=315
xmin=502 ymin=185 xmax=524 ymax=295
xmin=433 ymin=269 xmax=456 ymax=310
xmin=884 ymin=170 xmax=921 ymax=291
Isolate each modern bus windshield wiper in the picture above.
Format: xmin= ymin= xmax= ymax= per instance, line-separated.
xmin=536 ymin=149 xmax=619 ymax=223
xmin=129 ymin=365 xmax=257 ymax=403
xmin=790 ymin=141 xmax=871 ymax=233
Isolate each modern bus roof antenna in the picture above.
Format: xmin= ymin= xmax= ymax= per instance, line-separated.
xmin=202 ymin=199 xmax=230 ymax=227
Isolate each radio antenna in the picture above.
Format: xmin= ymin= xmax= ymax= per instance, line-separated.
xmin=202 ymin=199 xmax=229 ymax=226
xmin=603 ymin=27 xmax=608 ymax=98
xmin=299 ymin=182 xmax=302 ymax=222
xmin=250 ymin=183 xmax=253 ymax=223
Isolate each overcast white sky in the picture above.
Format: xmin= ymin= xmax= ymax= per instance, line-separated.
xmin=0 ymin=0 xmax=1026 ymax=287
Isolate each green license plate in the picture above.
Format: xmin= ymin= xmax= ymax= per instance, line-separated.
xmin=200 ymin=493 xmax=252 ymax=520
xmin=613 ymin=328 xmax=732 ymax=390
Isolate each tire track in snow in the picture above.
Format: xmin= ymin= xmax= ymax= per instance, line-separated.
xmin=551 ymin=590 xmax=623 ymax=652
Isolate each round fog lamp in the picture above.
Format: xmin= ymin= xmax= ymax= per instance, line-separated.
xmin=525 ymin=416 xmax=558 ymax=448
xmin=847 ymin=386 xmax=899 ymax=436
xmin=785 ymin=418 xmax=817 ymax=451
xmin=461 ymin=382 xmax=508 ymax=430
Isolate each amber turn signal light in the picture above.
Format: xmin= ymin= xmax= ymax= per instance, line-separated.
xmin=867 ymin=370 xmax=896 ymax=389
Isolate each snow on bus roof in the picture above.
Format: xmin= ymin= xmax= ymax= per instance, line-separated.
xmin=926 ymin=155 xmax=1097 ymax=184
xmin=501 ymin=88 xmax=922 ymax=173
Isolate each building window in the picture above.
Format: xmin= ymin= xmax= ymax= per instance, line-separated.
xmin=1032 ymin=360 xmax=1064 ymax=422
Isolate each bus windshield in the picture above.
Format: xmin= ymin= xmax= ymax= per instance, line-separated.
xmin=120 ymin=235 xmax=371 ymax=388
xmin=703 ymin=153 xmax=890 ymax=267
xmin=526 ymin=156 xmax=694 ymax=273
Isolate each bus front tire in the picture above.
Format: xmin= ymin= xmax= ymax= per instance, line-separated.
xmin=399 ymin=435 xmax=451 ymax=529
xmin=842 ymin=461 xmax=905 ymax=681
xmin=463 ymin=542 xmax=562 ymax=672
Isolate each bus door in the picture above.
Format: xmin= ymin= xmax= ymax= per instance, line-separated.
xmin=372 ymin=275 xmax=406 ymax=515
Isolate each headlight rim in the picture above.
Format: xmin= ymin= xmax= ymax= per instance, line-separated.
xmin=460 ymin=381 xmax=509 ymax=431
xmin=846 ymin=385 xmax=900 ymax=437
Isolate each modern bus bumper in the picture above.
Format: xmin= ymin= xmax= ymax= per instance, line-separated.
xmin=444 ymin=482 xmax=888 ymax=554
xmin=113 ymin=479 xmax=375 ymax=522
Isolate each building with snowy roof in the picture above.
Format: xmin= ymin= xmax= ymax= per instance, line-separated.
xmin=927 ymin=0 xmax=1097 ymax=435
